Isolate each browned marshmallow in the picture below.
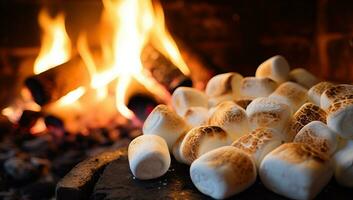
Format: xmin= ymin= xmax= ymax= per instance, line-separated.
xmin=256 ymin=55 xmax=290 ymax=83
xmin=327 ymin=99 xmax=353 ymax=139
xmin=320 ymin=84 xmax=353 ymax=111
xmin=239 ymin=77 xmax=278 ymax=100
xmin=205 ymin=72 xmax=243 ymax=100
xmin=183 ymin=106 xmax=209 ymax=128
xmin=289 ymin=68 xmax=319 ymax=89
xmin=308 ymin=81 xmax=335 ymax=106
xmin=172 ymin=87 xmax=208 ymax=117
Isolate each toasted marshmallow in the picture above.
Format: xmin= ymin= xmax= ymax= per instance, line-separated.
xmin=289 ymin=68 xmax=319 ymax=89
xmin=327 ymin=99 xmax=353 ymax=139
xmin=294 ymin=121 xmax=338 ymax=155
xmin=246 ymin=97 xmax=291 ymax=136
xmin=232 ymin=128 xmax=284 ymax=168
xmin=172 ymin=87 xmax=208 ymax=117
xmin=190 ymin=146 xmax=256 ymax=199
xmin=183 ymin=106 xmax=209 ymax=127
xmin=260 ymin=143 xmax=333 ymax=200
xmin=269 ymin=81 xmax=308 ymax=112
xmin=235 ymin=99 xmax=252 ymax=110
xmin=308 ymin=82 xmax=335 ymax=106
xmin=239 ymin=77 xmax=278 ymax=100
xmin=287 ymin=103 xmax=327 ymax=141
xmin=256 ymin=55 xmax=290 ymax=83
xmin=205 ymin=72 xmax=243 ymax=100
xmin=143 ymin=105 xmax=190 ymax=150
xmin=180 ymin=126 xmax=232 ymax=165
xmin=207 ymin=101 xmax=249 ymax=140
xmin=333 ymin=140 xmax=353 ymax=187
xmin=208 ymin=95 xmax=234 ymax=108
xmin=320 ymin=84 xmax=353 ymax=111
xmin=128 ymin=135 xmax=171 ymax=180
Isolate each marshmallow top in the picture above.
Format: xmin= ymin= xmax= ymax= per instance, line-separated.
xmin=240 ymin=77 xmax=278 ymax=100
xmin=205 ymin=72 xmax=243 ymax=99
xmin=289 ymin=68 xmax=319 ymax=89
xmin=183 ymin=106 xmax=209 ymax=128
xmin=207 ymin=101 xmax=249 ymax=140
xmin=190 ymin=146 xmax=256 ymax=199
xmin=294 ymin=121 xmax=338 ymax=155
xmin=256 ymin=55 xmax=290 ymax=83
xmin=232 ymin=128 xmax=284 ymax=168
xmin=143 ymin=104 xmax=190 ymax=150
xmin=333 ymin=140 xmax=353 ymax=187
xmin=246 ymin=97 xmax=291 ymax=135
xmin=308 ymin=81 xmax=335 ymax=106
xmin=327 ymin=99 xmax=353 ymax=139
xmin=172 ymin=87 xmax=208 ymax=116
xmin=321 ymin=84 xmax=353 ymax=111
xmin=180 ymin=126 xmax=232 ymax=165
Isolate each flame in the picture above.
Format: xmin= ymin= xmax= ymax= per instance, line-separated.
xmin=57 ymin=87 xmax=86 ymax=106
xmin=34 ymin=9 xmax=71 ymax=74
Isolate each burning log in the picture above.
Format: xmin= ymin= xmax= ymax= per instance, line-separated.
xmin=24 ymin=55 xmax=90 ymax=106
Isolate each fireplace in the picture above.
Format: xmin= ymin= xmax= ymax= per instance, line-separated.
xmin=0 ymin=0 xmax=353 ymax=199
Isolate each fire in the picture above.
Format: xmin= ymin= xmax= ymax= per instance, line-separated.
xmin=57 ymin=87 xmax=86 ymax=106
xmin=34 ymin=9 xmax=71 ymax=74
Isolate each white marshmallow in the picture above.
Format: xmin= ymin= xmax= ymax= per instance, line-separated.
xmin=260 ymin=143 xmax=333 ymax=200
xmin=143 ymin=104 xmax=190 ymax=150
xmin=256 ymin=55 xmax=290 ymax=83
xmin=172 ymin=87 xmax=208 ymax=117
xmin=207 ymin=101 xmax=250 ymax=140
xmin=128 ymin=135 xmax=171 ymax=180
xmin=289 ymin=68 xmax=319 ymax=89
xmin=205 ymin=72 xmax=243 ymax=100
xmin=183 ymin=106 xmax=209 ymax=127
xmin=320 ymin=84 xmax=353 ymax=111
xmin=179 ymin=126 xmax=233 ymax=165
xmin=327 ymin=99 xmax=353 ymax=139
xmin=294 ymin=121 xmax=338 ymax=155
xmin=172 ymin=133 xmax=186 ymax=163
xmin=269 ymin=81 xmax=308 ymax=112
xmin=190 ymin=146 xmax=256 ymax=199
xmin=232 ymin=128 xmax=284 ymax=168
xmin=246 ymin=97 xmax=291 ymax=137
xmin=239 ymin=77 xmax=278 ymax=100
xmin=308 ymin=81 xmax=335 ymax=106
xmin=333 ymin=140 xmax=353 ymax=187
xmin=287 ymin=103 xmax=327 ymax=141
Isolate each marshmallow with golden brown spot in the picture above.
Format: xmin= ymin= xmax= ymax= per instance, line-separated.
xmin=256 ymin=55 xmax=290 ymax=83
xmin=128 ymin=135 xmax=171 ymax=180
xmin=232 ymin=128 xmax=284 ymax=168
xmin=269 ymin=81 xmax=308 ymax=112
xmin=239 ymin=77 xmax=278 ymax=100
xmin=320 ymin=84 xmax=353 ymax=111
xmin=289 ymin=68 xmax=319 ymax=89
xmin=259 ymin=143 xmax=333 ymax=200
xmin=287 ymin=103 xmax=327 ymax=141
xmin=183 ymin=106 xmax=209 ymax=127
xmin=205 ymin=72 xmax=243 ymax=100
xmin=207 ymin=101 xmax=249 ymax=140
xmin=308 ymin=81 xmax=335 ymax=106
xmin=190 ymin=146 xmax=256 ymax=199
xmin=333 ymin=140 xmax=353 ymax=187
xmin=327 ymin=99 xmax=353 ymax=139
xmin=246 ymin=97 xmax=291 ymax=136
xmin=143 ymin=104 xmax=190 ymax=150
xmin=179 ymin=126 xmax=233 ymax=165
xmin=294 ymin=121 xmax=338 ymax=155
xmin=171 ymin=87 xmax=208 ymax=117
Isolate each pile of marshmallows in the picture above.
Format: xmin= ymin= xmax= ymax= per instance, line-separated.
xmin=128 ymin=55 xmax=353 ymax=200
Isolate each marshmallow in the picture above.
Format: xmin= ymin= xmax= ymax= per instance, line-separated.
xmin=294 ymin=121 xmax=338 ymax=155
xmin=190 ymin=146 xmax=256 ymax=199
xmin=205 ymin=72 xmax=243 ymax=100
xmin=207 ymin=101 xmax=250 ymax=140
xmin=239 ymin=77 xmax=278 ymax=100
xmin=172 ymin=133 xmax=186 ymax=163
xmin=180 ymin=126 xmax=232 ymax=165
xmin=143 ymin=104 xmax=190 ymax=150
xmin=232 ymin=128 xmax=284 ymax=168
xmin=246 ymin=97 xmax=291 ymax=137
xmin=327 ymin=99 xmax=353 ymax=139
xmin=183 ymin=106 xmax=209 ymax=128
xmin=287 ymin=103 xmax=327 ymax=141
xmin=333 ymin=140 xmax=353 ymax=187
xmin=289 ymin=68 xmax=319 ymax=89
xmin=208 ymin=95 xmax=233 ymax=108
xmin=269 ymin=81 xmax=308 ymax=112
xmin=308 ymin=81 xmax=335 ymax=106
xmin=171 ymin=87 xmax=208 ymax=117
xmin=128 ymin=135 xmax=171 ymax=180
xmin=256 ymin=55 xmax=290 ymax=83
xmin=235 ymin=99 xmax=252 ymax=110
xmin=260 ymin=143 xmax=333 ymax=200
xmin=320 ymin=84 xmax=353 ymax=111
